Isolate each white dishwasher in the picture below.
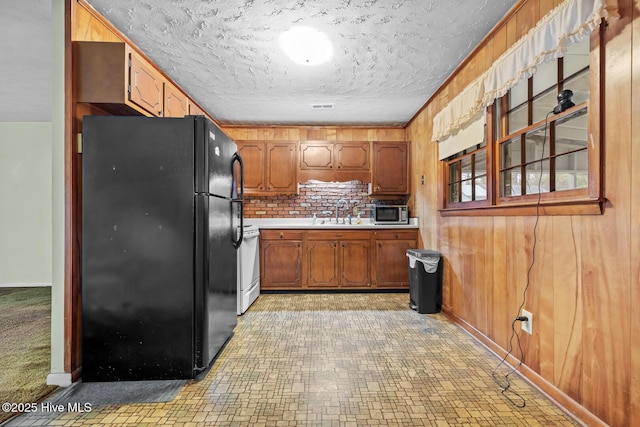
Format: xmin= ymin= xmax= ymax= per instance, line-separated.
xmin=237 ymin=224 xmax=260 ymax=315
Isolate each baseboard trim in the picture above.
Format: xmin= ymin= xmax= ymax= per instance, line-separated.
xmin=0 ymin=283 xmax=52 ymax=288
xmin=46 ymin=372 xmax=72 ymax=387
xmin=442 ymin=308 xmax=607 ymax=427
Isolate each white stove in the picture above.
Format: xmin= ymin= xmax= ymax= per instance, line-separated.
xmin=237 ymin=224 xmax=260 ymax=315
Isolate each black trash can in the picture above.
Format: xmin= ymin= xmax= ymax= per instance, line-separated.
xmin=407 ymin=249 xmax=443 ymax=314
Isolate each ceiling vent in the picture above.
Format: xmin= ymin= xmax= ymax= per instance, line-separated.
xmin=311 ymin=103 xmax=335 ymax=110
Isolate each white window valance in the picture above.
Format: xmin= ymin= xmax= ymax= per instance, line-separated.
xmin=438 ymin=111 xmax=484 ymax=160
xmin=433 ymin=0 xmax=618 ymax=144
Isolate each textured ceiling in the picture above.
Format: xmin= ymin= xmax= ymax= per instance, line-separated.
xmin=0 ymin=0 xmax=518 ymax=125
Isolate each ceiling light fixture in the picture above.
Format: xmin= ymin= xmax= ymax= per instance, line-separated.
xmin=279 ymin=26 xmax=332 ymax=66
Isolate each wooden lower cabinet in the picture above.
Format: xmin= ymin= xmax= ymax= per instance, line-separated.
xmin=306 ymin=231 xmax=371 ymax=289
xmin=260 ymin=231 xmax=303 ymax=289
xmin=373 ymin=230 xmax=418 ymax=288
xmin=260 ymin=229 xmax=416 ymax=290
xmin=340 ymin=240 xmax=371 ymax=287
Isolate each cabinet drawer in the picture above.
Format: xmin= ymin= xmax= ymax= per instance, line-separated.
xmin=374 ymin=230 xmax=418 ymax=240
xmin=260 ymin=230 xmax=303 ymax=240
xmin=306 ymin=230 xmax=371 ymax=240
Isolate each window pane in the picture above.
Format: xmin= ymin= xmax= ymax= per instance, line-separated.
xmin=533 ymin=60 xmax=557 ymax=96
xmin=501 ymin=167 xmax=522 ymax=197
xmin=555 ymin=151 xmax=588 ymax=191
xmin=564 ymin=38 xmax=589 ymax=78
xmin=525 ymin=127 xmax=550 ymax=163
xmin=508 ymin=103 xmax=528 ymax=133
xmin=510 ymin=78 xmax=528 ymax=107
xmin=532 ymin=88 xmax=557 ymax=123
xmin=555 ymin=109 xmax=588 ymax=155
xmin=475 ymin=151 xmax=487 ymax=176
xmin=501 ymin=138 xmax=521 ymax=169
xmin=449 ymin=182 xmax=460 ymax=203
xmin=449 ymin=161 xmax=460 ymax=183
xmin=495 ymin=98 xmax=503 ymax=139
xmin=461 ymin=157 xmax=472 ymax=180
xmin=525 ymin=160 xmax=550 ymax=194
xmin=563 ymin=69 xmax=590 ymax=105
xmin=461 ymin=179 xmax=473 ymax=202
xmin=475 ymin=175 xmax=487 ymax=201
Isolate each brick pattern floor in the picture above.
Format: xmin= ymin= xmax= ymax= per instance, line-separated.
xmin=5 ymin=293 xmax=579 ymax=426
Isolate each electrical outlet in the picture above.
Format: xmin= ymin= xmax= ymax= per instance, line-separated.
xmin=521 ymin=309 xmax=533 ymax=335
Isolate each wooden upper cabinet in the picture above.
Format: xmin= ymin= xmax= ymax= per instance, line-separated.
xmin=334 ymin=142 xmax=370 ymax=170
xmin=237 ymin=141 xmax=266 ymax=193
xmin=300 ymin=143 xmax=333 ymax=170
xmin=371 ymin=141 xmax=410 ymax=195
xmin=75 ymin=41 xmax=166 ymax=116
xmin=266 ymin=142 xmax=298 ymax=194
xmin=300 ymin=141 xmax=370 ymax=171
xmin=163 ymin=83 xmax=188 ymax=118
xmin=298 ymin=141 xmax=371 ymax=182
xmin=188 ymin=101 xmax=206 ymax=117
xmin=128 ymin=52 xmax=164 ymax=116
xmin=237 ymin=141 xmax=297 ymax=195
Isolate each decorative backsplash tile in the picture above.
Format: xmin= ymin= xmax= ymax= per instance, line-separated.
xmin=244 ymin=180 xmax=406 ymax=219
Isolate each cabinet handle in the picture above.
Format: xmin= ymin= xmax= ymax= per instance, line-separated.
xmin=333 ymin=243 xmax=337 ymax=248
xmin=394 ymin=233 xmax=399 ymax=239
xmin=279 ymin=233 xmax=284 ymax=239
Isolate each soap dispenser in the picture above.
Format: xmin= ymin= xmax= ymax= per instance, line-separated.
xmin=312 ymin=213 xmax=317 ymax=224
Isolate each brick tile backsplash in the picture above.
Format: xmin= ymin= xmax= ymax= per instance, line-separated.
xmin=244 ymin=180 xmax=406 ymax=219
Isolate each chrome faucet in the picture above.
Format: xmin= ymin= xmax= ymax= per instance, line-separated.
xmin=335 ymin=198 xmax=349 ymax=223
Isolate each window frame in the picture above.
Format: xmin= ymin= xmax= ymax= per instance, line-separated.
xmin=439 ymin=29 xmax=604 ymax=217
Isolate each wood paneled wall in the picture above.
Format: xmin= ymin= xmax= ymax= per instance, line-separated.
xmin=407 ymin=0 xmax=638 ymax=425
xmin=223 ymin=126 xmax=406 ymax=143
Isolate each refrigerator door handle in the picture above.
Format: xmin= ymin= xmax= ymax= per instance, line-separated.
xmin=232 ymin=199 xmax=244 ymax=249
xmin=231 ymin=151 xmax=244 ymax=249
xmin=232 ymin=152 xmax=244 ymax=201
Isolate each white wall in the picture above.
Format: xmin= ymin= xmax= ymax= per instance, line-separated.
xmin=0 ymin=122 xmax=52 ymax=287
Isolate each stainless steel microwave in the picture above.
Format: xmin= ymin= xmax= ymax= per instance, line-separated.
xmin=373 ymin=205 xmax=409 ymax=225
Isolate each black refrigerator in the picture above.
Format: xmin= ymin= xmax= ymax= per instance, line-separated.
xmin=81 ymin=115 xmax=243 ymax=381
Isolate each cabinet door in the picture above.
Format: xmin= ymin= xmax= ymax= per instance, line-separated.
xmin=128 ymin=52 xmax=164 ymax=116
xmin=261 ymin=239 xmax=303 ymax=288
xmin=335 ymin=142 xmax=370 ymax=171
xmin=375 ymin=239 xmax=416 ymax=288
xmin=164 ymin=83 xmax=188 ymax=117
xmin=266 ymin=142 xmax=298 ymax=194
xmin=340 ymin=240 xmax=371 ymax=287
xmin=371 ymin=142 xmax=409 ymax=194
xmin=306 ymin=240 xmax=339 ymax=287
xmin=237 ymin=142 xmax=266 ymax=193
xmin=188 ymin=101 xmax=206 ymax=116
xmin=300 ymin=142 xmax=333 ymax=170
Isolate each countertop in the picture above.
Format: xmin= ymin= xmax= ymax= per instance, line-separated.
xmin=245 ymin=217 xmax=419 ymax=230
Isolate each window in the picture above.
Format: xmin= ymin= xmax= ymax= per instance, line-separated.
xmin=446 ymin=131 xmax=488 ymax=206
xmin=441 ymin=36 xmax=602 ymax=215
